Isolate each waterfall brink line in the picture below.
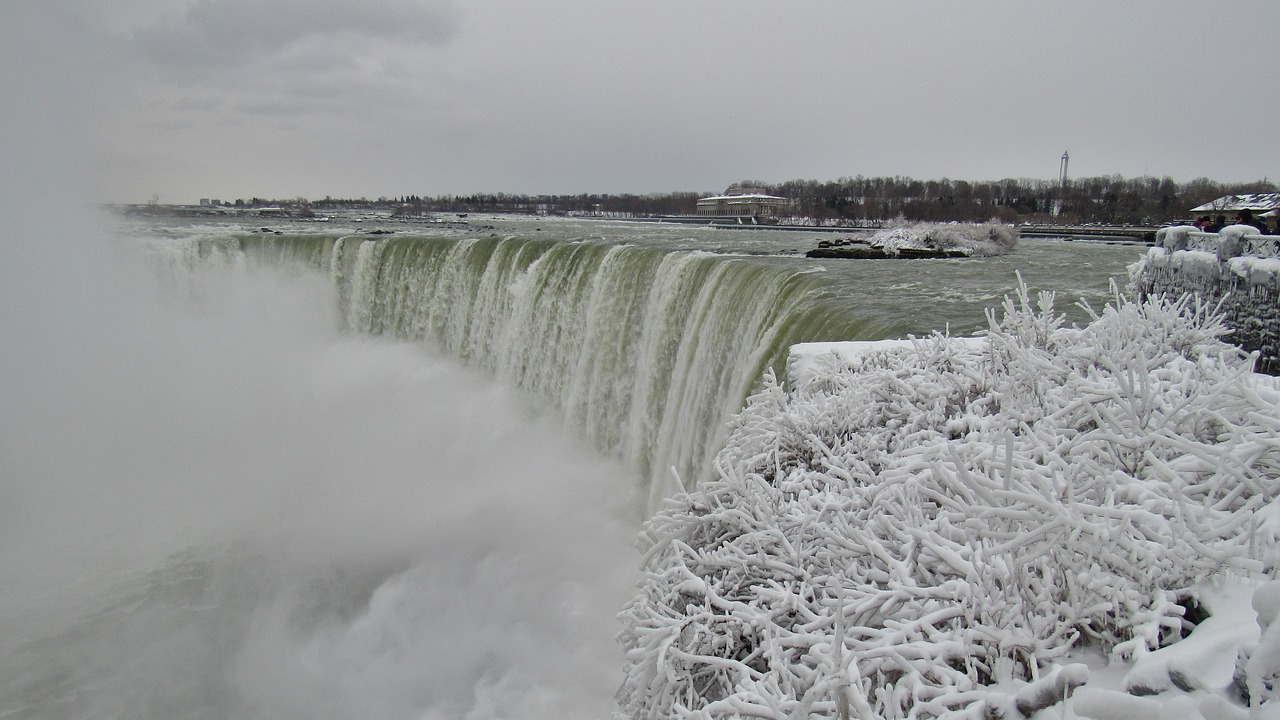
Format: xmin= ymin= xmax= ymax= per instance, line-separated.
xmin=208 ymin=232 xmax=867 ymax=510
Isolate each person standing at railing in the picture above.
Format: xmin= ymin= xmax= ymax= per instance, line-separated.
xmin=1236 ymin=209 xmax=1269 ymax=234
xmin=1194 ymin=215 xmax=1213 ymax=231
xmin=1263 ymin=209 xmax=1279 ymax=235
xmin=1209 ymin=214 xmax=1228 ymax=232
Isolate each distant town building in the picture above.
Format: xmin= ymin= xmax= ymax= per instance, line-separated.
xmin=696 ymin=190 xmax=788 ymax=218
xmin=1189 ymin=193 xmax=1280 ymax=215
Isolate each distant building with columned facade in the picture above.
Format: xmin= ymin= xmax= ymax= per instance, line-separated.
xmin=696 ymin=189 xmax=788 ymax=218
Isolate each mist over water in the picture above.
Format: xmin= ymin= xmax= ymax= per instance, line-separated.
xmin=0 ymin=215 xmax=640 ymax=719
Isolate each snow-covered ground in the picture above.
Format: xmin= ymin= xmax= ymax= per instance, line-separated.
xmin=618 ymin=281 xmax=1280 ymax=719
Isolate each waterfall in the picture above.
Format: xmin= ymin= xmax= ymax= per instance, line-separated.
xmin=197 ymin=232 xmax=864 ymax=507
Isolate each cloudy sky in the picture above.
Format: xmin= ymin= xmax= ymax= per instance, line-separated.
xmin=9 ymin=0 xmax=1280 ymax=204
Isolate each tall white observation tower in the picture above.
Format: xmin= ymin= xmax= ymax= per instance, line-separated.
xmin=1053 ymin=151 xmax=1070 ymax=216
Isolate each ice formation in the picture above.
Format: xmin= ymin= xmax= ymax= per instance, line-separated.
xmin=1135 ymin=224 xmax=1280 ymax=375
xmin=867 ymin=220 xmax=1018 ymax=257
xmin=618 ymin=282 xmax=1280 ymax=719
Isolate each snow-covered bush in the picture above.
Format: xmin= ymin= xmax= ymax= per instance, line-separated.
xmin=868 ymin=220 xmax=1018 ymax=257
xmin=617 ymin=282 xmax=1280 ymax=719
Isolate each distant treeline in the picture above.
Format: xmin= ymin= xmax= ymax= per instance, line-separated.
xmin=738 ymin=175 xmax=1276 ymax=225
xmin=386 ymin=191 xmax=705 ymax=218
xmin=231 ymin=175 xmax=1276 ymax=225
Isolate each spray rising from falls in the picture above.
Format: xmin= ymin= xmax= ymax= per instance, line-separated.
xmin=191 ymin=232 xmax=863 ymax=507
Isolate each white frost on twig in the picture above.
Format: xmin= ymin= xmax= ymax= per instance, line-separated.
xmin=618 ymin=280 xmax=1280 ymax=719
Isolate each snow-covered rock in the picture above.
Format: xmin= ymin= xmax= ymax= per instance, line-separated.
xmin=865 ymin=220 xmax=1019 ymax=257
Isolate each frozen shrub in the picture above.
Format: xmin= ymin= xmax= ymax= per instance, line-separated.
xmin=618 ymin=281 xmax=1280 ymax=720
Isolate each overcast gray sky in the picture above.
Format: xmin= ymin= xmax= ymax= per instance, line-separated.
xmin=10 ymin=0 xmax=1280 ymax=204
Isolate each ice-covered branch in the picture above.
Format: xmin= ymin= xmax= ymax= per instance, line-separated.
xmin=619 ymin=281 xmax=1280 ymax=719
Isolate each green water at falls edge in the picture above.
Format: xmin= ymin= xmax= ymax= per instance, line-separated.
xmin=223 ymin=232 xmax=866 ymax=508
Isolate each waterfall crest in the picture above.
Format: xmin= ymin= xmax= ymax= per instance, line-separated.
xmin=203 ymin=232 xmax=864 ymax=506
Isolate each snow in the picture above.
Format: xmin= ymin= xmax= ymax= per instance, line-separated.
xmin=1155 ymin=225 xmax=1280 ymax=269
xmin=1137 ymin=243 xmax=1266 ymax=295
xmin=862 ymin=220 xmax=1019 ymax=257
xmin=1170 ymin=248 xmax=1224 ymax=275
xmin=618 ymin=280 xmax=1280 ymax=719
xmin=1122 ymin=578 xmax=1257 ymax=695
xmin=1189 ymin=193 xmax=1280 ymax=215
xmin=699 ymin=194 xmax=788 ymax=202
xmin=1070 ymin=688 xmax=1163 ymax=720
xmin=789 ymin=338 xmax=986 ymax=392
xmin=1227 ymin=256 xmax=1280 ymax=287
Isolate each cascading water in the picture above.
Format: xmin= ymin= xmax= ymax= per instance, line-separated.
xmin=1 ymin=224 xmax=646 ymax=720
xmin=222 ymin=232 xmax=866 ymax=510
